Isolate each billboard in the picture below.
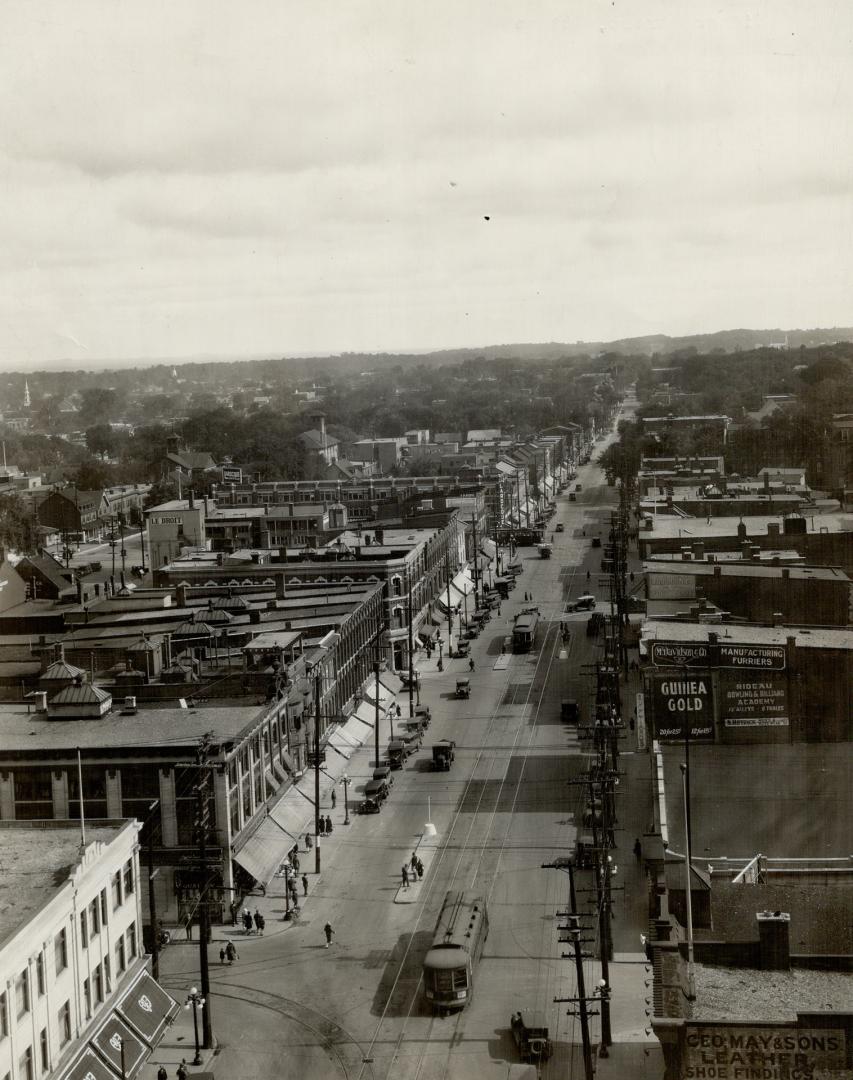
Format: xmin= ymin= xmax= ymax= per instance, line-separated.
xmin=221 ymin=466 xmax=243 ymax=483
xmin=720 ymin=672 xmax=789 ymax=729
xmin=651 ymin=674 xmax=715 ymax=741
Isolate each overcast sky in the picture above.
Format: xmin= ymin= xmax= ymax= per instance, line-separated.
xmin=1 ymin=1 xmax=851 ymax=370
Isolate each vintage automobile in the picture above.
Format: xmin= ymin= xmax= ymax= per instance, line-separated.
xmin=432 ymin=740 xmax=456 ymax=770
xmin=456 ymin=678 xmax=471 ymax=699
xmin=510 ymin=1012 xmax=553 ymax=1063
xmin=357 ymin=796 xmax=382 ymax=814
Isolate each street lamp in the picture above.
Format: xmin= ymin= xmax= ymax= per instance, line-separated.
xmin=342 ymin=774 xmax=350 ymax=825
xmin=185 ymin=987 xmax=205 ymax=1065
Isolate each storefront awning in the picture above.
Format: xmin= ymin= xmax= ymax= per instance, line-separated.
xmin=435 ymin=594 xmax=459 ymax=616
xmin=117 ymin=971 xmax=179 ymax=1045
xmin=90 ymin=1014 xmax=147 ymax=1078
xmin=268 ymin=783 xmax=315 ymax=844
xmin=451 ymin=569 xmax=475 ymax=595
xmin=354 ymin=700 xmax=376 ymax=727
xmin=59 ymin=1048 xmax=118 ymax=1080
xmin=418 ymin=625 xmax=439 ymax=642
xmin=378 ymin=670 xmax=403 ymax=695
xmin=327 ymin=714 xmax=369 ymax=759
xmin=233 ymin=814 xmax=295 ymax=886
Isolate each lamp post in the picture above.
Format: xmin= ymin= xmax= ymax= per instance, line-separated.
xmin=185 ymin=987 xmax=205 ymax=1066
xmin=680 ymin=762 xmax=696 ymax=1001
xmin=342 ymin=774 xmax=350 ymax=825
xmin=436 ymin=635 xmax=444 ymax=672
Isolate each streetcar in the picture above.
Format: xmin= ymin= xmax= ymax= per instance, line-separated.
xmin=512 ymin=610 xmax=539 ymax=653
xmin=423 ymin=891 xmax=489 ymax=1014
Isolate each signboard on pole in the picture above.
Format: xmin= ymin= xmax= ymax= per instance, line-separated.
xmin=636 ymin=692 xmax=648 ymax=751
xmin=651 ymin=675 xmax=715 ymax=742
xmin=221 ymin=466 xmax=243 ymax=483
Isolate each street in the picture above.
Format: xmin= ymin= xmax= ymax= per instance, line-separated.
xmin=149 ymin=412 xmax=661 ymax=1079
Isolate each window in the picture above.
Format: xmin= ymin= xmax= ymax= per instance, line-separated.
xmin=126 ymin=923 xmax=137 ymax=960
xmin=58 ymin=1001 xmax=71 ymax=1046
xmin=18 ymin=1046 xmax=33 ymax=1080
xmin=0 ymin=991 xmax=7 ymax=1037
xmin=123 ymin=860 xmax=134 ymax=895
xmin=54 ymin=928 xmax=68 ymax=973
xmin=112 ymin=871 xmax=122 ymax=910
xmin=82 ymin=978 xmax=91 ymax=1019
xmin=36 ymin=955 xmax=45 ymax=996
xmin=115 ymin=936 xmax=126 ymax=975
xmin=89 ymin=898 xmax=99 ymax=935
xmin=93 ymin=965 xmax=103 ymax=1006
xmin=12 ymin=767 xmax=53 ymax=820
xmin=39 ymin=1029 xmax=48 ymax=1073
xmin=80 ymin=909 xmax=88 ymax=949
xmin=100 ymin=889 xmax=108 ymax=926
xmin=15 ymin=970 xmax=29 ymax=1019
xmin=103 ymin=956 xmax=111 ymax=994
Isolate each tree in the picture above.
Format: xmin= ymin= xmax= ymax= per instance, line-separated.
xmin=0 ymin=492 xmax=38 ymax=554
xmin=85 ymin=424 xmax=118 ymax=458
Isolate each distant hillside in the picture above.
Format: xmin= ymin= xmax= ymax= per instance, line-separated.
xmin=12 ymin=325 xmax=853 ymax=378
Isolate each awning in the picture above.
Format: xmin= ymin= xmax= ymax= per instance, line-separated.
xmin=418 ymin=625 xmax=439 ymax=642
xmin=327 ymin=714 xmax=369 ymax=759
xmin=448 ymin=582 xmax=468 ymax=606
xmin=268 ymin=781 xmax=316 ymax=843
xmin=59 ymin=1048 xmax=118 ymax=1080
xmin=363 ymin=680 xmax=395 ymax=709
xmin=480 ymin=538 xmax=497 ymax=561
xmin=117 ymin=971 xmax=179 ymax=1045
xmin=354 ymin=700 xmax=377 ymax=727
xmin=435 ymin=594 xmax=459 ymax=616
xmin=233 ymin=814 xmax=295 ymax=886
xmin=375 ymin=671 xmax=401 ymax=696
xmin=90 ymin=1014 xmax=147 ymax=1078
xmin=451 ymin=569 xmax=475 ymax=595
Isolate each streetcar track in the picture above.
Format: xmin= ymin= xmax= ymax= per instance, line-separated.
xmin=160 ymin=977 xmax=373 ymax=1080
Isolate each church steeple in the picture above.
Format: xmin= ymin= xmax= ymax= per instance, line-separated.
xmin=23 ymin=379 xmax=30 ymax=409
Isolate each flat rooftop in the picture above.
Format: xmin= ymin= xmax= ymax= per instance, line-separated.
xmin=643 ymin=561 xmax=849 ymax=582
xmin=694 ymin=966 xmax=852 ymax=1021
xmin=642 ymin=619 xmax=853 ymax=651
xmin=0 ymin=702 xmax=262 ymax=753
xmin=661 ymin=742 xmax=853 ymax=859
xmin=0 ymin=823 xmax=125 ymax=948
xmin=640 ymin=512 xmax=853 ymax=540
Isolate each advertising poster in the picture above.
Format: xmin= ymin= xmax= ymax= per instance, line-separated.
xmin=720 ymin=672 xmax=789 ymax=729
xmin=651 ymin=674 xmax=715 ymax=742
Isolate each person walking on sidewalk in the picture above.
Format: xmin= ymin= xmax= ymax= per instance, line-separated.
xmin=225 ymin=941 xmax=238 ymax=964
xmin=402 ymin=865 xmax=409 ymax=889
xmin=468 ymin=657 xmax=475 ymax=672
xmin=633 ymin=837 xmax=642 ymax=860
xmin=176 ymin=1061 xmax=188 ymax=1080
xmin=323 ymin=922 xmax=335 ymax=948
xmin=318 ymin=817 xmax=326 ymax=836
xmin=305 ymin=832 xmax=312 ymax=850
xmin=253 ymin=909 xmax=264 ymax=935
xmin=301 ymin=873 xmax=309 ymax=897
xmin=219 ymin=946 xmax=226 ymax=965
xmin=331 ymin=788 xmax=337 ymax=809
xmin=158 ymin=1066 xmax=168 ymax=1080
xmin=242 ymin=909 xmax=253 ymax=934
xmin=324 ymin=815 xmax=333 ymax=834
xmin=292 ymin=852 xmax=300 ymax=873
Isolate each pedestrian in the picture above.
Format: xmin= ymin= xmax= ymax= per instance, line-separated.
xmin=410 ymin=851 xmax=418 ymax=872
xmin=402 ymin=865 xmax=409 ymax=889
xmin=396 ymin=703 xmax=402 ymax=719
xmin=633 ymin=838 xmax=642 ymax=860
xmin=469 ymin=657 xmax=475 ymax=672
xmin=290 ymin=881 xmax=299 ymax=905
xmin=324 ymin=814 xmax=333 ymax=834
xmin=255 ymin=913 xmax=265 ymax=935
xmin=292 ymin=852 xmax=300 ymax=873
xmin=158 ymin=1067 xmax=168 ymax=1080
xmin=184 ymin=913 xmax=193 ymax=941
xmin=323 ymin=922 xmax=335 ymax=948
xmin=629 ymin=717 xmax=636 ymax=732
xmin=229 ymin=899 xmax=239 ymax=926
xmin=302 ymin=873 xmax=309 ymax=897
xmin=416 ymin=858 xmax=424 ymax=880
xmin=437 ymin=657 xmax=443 ymax=672
xmin=331 ymin=788 xmax=337 ymax=809
xmin=176 ymin=1060 xmax=188 ymax=1080
xmin=500 ymin=642 xmax=505 ymax=655
xmin=242 ymin=909 xmax=253 ymax=934
xmin=225 ymin=941 xmax=238 ymax=964
xmin=305 ymin=832 xmax=313 ymax=850
xmin=318 ymin=817 xmax=326 ymax=836
xmin=219 ymin=946 xmax=226 ymax=965
xmin=586 ymin=570 xmax=591 ymax=581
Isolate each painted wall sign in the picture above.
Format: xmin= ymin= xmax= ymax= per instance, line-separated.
xmin=651 ymin=675 xmax=715 ymax=742
xmin=683 ymin=1024 xmax=847 ymax=1079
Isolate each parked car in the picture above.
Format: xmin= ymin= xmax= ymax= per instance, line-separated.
xmin=566 ymin=595 xmax=596 ymax=612
xmin=555 ymin=522 xmax=564 ymax=532
xmin=455 ymin=641 xmax=471 ymax=659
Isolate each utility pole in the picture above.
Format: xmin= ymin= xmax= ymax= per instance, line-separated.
xmin=443 ymin=547 xmax=454 ymax=653
xmin=193 ymin=736 xmax=214 ymax=1051
xmin=555 ymin=913 xmax=596 ymax=1080
xmin=406 ymin=572 xmax=415 ymax=719
xmin=146 ymin=800 xmax=160 ymax=980
xmin=313 ymin=669 xmax=322 ymax=874
xmin=470 ymin=513 xmax=480 ymax=608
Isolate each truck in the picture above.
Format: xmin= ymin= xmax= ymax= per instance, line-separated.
xmin=432 ymin=739 xmax=456 ymax=770
xmin=537 ymin=542 xmax=552 ymax=559
xmin=510 ymin=1012 xmax=553 ymax=1063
